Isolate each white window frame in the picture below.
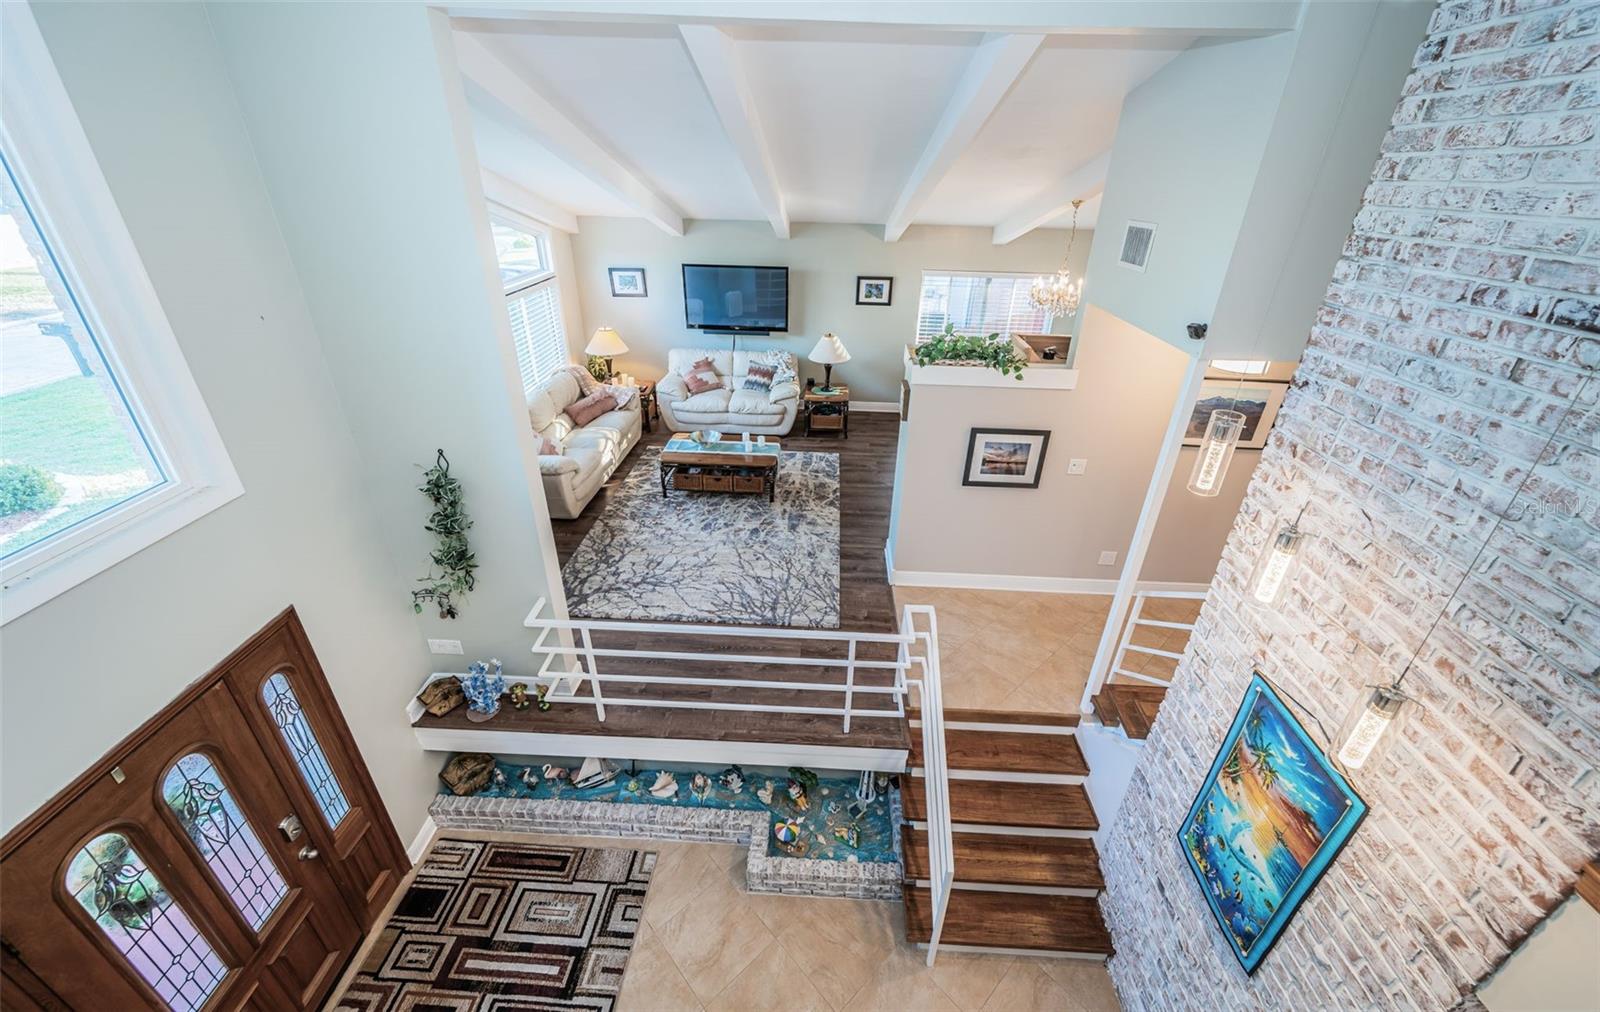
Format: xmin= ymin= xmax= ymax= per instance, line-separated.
xmin=914 ymin=269 xmax=1054 ymax=343
xmin=489 ymin=204 xmax=569 ymax=394
xmin=0 ymin=2 xmax=242 ymax=623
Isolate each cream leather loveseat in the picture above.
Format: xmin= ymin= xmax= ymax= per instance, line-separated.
xmin=528 ymin=369 xmax=642 ymax=518
xmin=656 ymin=348 xmax=800 ymax=436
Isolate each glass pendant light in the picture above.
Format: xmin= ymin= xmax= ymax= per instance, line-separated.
xmin=1335 ymin=683 xmax=1411 ymax=769
xmin=1250 ymin=508 xmax=1307 ymax=606
xmin=1187 ymin=409 xmax=1245 ymax=496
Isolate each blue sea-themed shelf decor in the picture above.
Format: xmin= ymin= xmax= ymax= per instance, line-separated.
xmin=1178 ymin=672 xmax=1368 ymax=975
xmin=460 ymin=659 xmax=505 ymax=722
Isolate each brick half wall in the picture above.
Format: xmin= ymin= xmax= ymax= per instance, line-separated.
xmin=1101 ymin=2 xmax=1599 ymax=1008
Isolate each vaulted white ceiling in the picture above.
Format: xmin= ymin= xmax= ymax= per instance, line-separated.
xmin=451 ymin=9 xmax=1210 ymax=241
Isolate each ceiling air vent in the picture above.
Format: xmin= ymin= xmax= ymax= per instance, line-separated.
xmin=1118 ymin=220 xmax=1156 ymax=272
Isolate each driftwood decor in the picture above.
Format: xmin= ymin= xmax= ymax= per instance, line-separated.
xmin=416 ymin=677 xmax=464 ymax=717
xmin=439 ymin=753 xmax=496 ymax=796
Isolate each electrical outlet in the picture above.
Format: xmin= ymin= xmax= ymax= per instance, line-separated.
xmin=1068 ymin=458 xmax=1088 ymax=475
xmin=428 ymin=638 xmax=463 ymax=655
xmin=1098 ymin=551 xmax=1118 ymax=566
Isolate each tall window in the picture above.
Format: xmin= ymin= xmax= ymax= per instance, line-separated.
xmin=916 ymin=271 xmax=1050 ymax=343
xmin=491 ymin=216 xmax=567 ymax=396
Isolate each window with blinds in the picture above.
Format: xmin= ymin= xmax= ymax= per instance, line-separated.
xmin=490 ymin=214 xmax=567 ymax=395
xmin=915 ymin=271 xmax=1049 ymax=343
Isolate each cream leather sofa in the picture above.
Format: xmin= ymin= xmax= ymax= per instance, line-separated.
xmin=656 ymin=348 xmax=800 ymax=436
xmin=527 ymin=369 xmax=642 ymax=519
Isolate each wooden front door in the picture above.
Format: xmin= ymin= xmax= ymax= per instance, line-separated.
xmin=0 ymin=609 xmax=407 ymax=1011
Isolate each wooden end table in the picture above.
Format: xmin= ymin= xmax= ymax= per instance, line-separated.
xmin=804 ymin=385 xmax=849 ymax=437
xmin=659 ymin=433 xmax=782 ymax=502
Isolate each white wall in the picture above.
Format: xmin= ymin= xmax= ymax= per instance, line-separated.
xmin=1478 ymin=896 xmax=1600 ymax=1012
xmin=566 ymin=217 xmax=1087 ymax=404
xmin=3 ymin=2 xmax=436 ymax=835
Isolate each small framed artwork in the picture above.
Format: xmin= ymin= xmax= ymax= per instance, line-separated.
xmin=1184 ymin=380 xmax=1288 ymax=449
xmin=1178 ymin=672 xmax=1367 ymax=975
xmin=962 ymin=428 xmax=1050 ymax=488
xmin=855 ymin=275 xmax=892 ymax=306
xmin=608 ymin=267 xmax=647 ymax=298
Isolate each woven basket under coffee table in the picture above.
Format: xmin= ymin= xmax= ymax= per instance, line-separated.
xmin=658 ymin=432 xmax=781 ymax=502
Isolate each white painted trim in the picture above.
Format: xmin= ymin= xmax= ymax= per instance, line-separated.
xmin=850 ymin=400 xmax=901 ymax=413
xmin=991 ymin=150 xmax=1110 ymax=245
xmin=889 ymin=567 xmax=1208 ymax=596
xmin=413 ymin=726 xmax=909 ymax=773
xmin=908 ymin=819 xmax=1094 ymax=840
xmin=678 ymin=25 xmax=788 ymax=239
xmin=883 ymin=32 xmax=1044 ymax=241
xmin=481 ymin=169 xmax=579 ymax=233
xmin=912 ymin=720 xmax=1075 ymax=736
xmin=905 ymin=351 xmax=1079 ymax=390
xmin=406 ymin=816 xmax=439 ymax=865
xmin=914 ymin=767 xmax=1084 ymax=786
xmin=917 ymin=942 xmax=1107 ymax=961
xmin=0 ymin=2 xmax=243 ymax=624
xmin=919 ymin=879 xmax=1100 ymax=898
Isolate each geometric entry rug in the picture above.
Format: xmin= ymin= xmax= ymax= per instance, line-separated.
xmin=333 ymin=839 xmax=654 ymax=1012
xmin=562 ymin=447 xmax=841 ymax=629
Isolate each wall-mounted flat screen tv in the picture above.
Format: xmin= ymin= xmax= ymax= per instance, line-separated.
xmin=682 ymin=263 xmax=788 ymax=333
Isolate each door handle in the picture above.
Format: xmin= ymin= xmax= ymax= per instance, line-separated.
xmin=278 ymin=814 xmax=304 ymax=842
xmin=298 ymin=845 xmax=319 ymax=861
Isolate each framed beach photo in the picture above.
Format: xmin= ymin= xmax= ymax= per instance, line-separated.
xmin=855 ymin=275 xmax=892 ymax=306
xmin=1178 ymin=672 xmax=1367 ymax=975
xmin=1184 ymin=380 xmax=1288 ymax=449
xmin=608 ymin=267 xmax=647 ymax=297
xmin=962 ymin=428 xmax=1050 ymax=488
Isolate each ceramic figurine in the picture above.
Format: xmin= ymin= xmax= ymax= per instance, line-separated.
xmin=690 ymin=772 xmax=711 ymax=800
xmin=625 ymin=777 xmax=642 ymax=794
xmin=756 ymin=780 xmax=775 ymax=805
xmin=573 ymin=757 xmax=618 ymax=790
xmin=491 ymin=767 xmax=508 ymax=791
xmin=461 ymin=658 xmax=505 ymax=723
xmin=648 ymin=770 xmax=678 ymax=799
xmin=773 ymin=819 xmax=802 ymax=845
xmin=833 ymin=824 xmax=861 ymax=849
xmin=543 ymin=763 xmax=570 ymax=782
xmin=785 ymin=778 xmax=810 ymax=811
xmin=519 ymin=767 xmax=540 ymax=791
xmin=825 ymin=799 xmax=842 ymax=816
xmin=535 ymin=683 xmax=552 ymax=712
xmin=718 ymin=766 xmax=746 ymax=794
xmin=875 ymin=772 xmax=891 ymax=793
xmin=508 ymin=682 xmax=530 ymax=710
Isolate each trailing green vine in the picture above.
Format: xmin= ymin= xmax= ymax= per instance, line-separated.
xmin=911 ymin=323 xmax=1029 ymax=380
xmin=412 ymin=449 xmax=476 ymax=619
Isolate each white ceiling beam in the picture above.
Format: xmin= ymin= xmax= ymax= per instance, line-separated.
xmin=881 ymin=32 xmax=1042 ymax=242
xmin=455 ymin=32 xmax=685 ymax=236
xmin=678 ymin=25 xmax=789 ymax=238
xmin=480 ymin=169 xmax=580 ymax=233
xmin=447 ymin=3 xmax=1302 ymax=38
xmin=991 ymin=150 xmax=1111 ymax=245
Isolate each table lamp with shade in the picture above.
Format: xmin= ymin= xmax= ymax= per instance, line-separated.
xmin=585 ymin=326 xmax=629 ymax=379
xmin=808 ymin=332 xmax=851 ymax=393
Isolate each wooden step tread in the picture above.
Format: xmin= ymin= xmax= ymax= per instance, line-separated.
xmin=1097 ymin=684 xmax=1167 ymax=740
xmin=908 ymin=708 xmax=1078 ymax=728
xmin=902 ymin=776 xmax=1097 ymax=831
xmin=903 ymin=887 xmax=1112 ymax=954
xmin=909 ymin=727 xmax=1086 ymax=776
xmin=901 ymin=827 xmax=1104 ymax=890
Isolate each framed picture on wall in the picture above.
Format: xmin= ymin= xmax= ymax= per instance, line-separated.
xmin=1178 ymin=672 xmax=1367 ymax=975
xmin=1184 ymin=380 xmax=1288 ymax=449
xmin=961 ymin=428 xmax=1050 ymax=488
xmin=608 ymin=267 xmax=647 ymax=297
xmin=855 ymin=275 xmax=892 ymax=306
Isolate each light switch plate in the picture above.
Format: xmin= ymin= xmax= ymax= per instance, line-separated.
xmin=1068 ymin=458 xmax=1088 ymax=475
xmin=1098 ymin=551 xmax=1118 ymax=566
xmin=428 ymin=638 xmax=464 ymax=655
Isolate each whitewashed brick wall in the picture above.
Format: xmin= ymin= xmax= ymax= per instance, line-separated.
xmin=1101 ymin=2 xmax=1599 ymax=1008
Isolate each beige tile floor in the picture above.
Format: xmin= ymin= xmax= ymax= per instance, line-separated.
xmin=891 ymin=588 xmax=1201 ymax=715
xmin=392 ymin=830 xmax=1123 ymax=1012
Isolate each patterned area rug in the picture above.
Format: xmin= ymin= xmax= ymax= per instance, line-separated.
xmin=333 ymin=839 xmax=653 ymax=1011
xmin=562 ymin=447 xmax=841 ymax=628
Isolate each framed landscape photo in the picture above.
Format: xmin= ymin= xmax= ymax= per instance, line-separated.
xmin=608 ymin=267 xmax=647 ymax=297
xmin=855 ymin=275 xmax=892 ymax=306
xmin=962 ymin=428 xmax=1050 ymax=488
xmin=1178 ymin=672 xmax=1367 ymax=976
xmin=1185 ymin=380 xmax=1287 ymax=449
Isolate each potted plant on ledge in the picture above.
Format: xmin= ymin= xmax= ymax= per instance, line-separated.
xmin=911 ymin=324 xmax=1029 ymax=380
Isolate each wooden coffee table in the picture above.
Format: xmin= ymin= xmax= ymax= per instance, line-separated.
xmin=659 ymin=433 xmax=782 ymax=502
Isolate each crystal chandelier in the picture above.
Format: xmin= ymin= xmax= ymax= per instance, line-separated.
xmin=1030 ymin=199 xmax=1085 ymax=320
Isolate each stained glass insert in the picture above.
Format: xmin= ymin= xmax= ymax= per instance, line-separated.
xmin=261 ymin=673 xmax=350 ymax=827
xmin=162 ymin=753 xmax=288 ymax=931
xmin=65 ymin=832 xmax=228 ymax=1012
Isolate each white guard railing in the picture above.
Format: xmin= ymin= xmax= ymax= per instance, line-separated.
xmin=900 ymin=604 xmax=955 ymax=967
xmin=519 ymin=597 xmax=917 ymax=730
xmin=1078 ymin=589 xmax=1204 ymax=713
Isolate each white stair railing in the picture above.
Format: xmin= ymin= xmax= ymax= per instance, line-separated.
xmin=1078 ymin=589 xmax=1204 ymax=715
xmin=901 ymin=604 xmax=954 ymax=967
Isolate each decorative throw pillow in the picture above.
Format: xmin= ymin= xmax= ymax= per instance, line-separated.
xmin=685 ymin=368 xmax=721 ymax=395
xmin=567 ymin=390 xmax=615 ymax=427
xmin=743 ymin=362 xmax=775 ymax=393
xmin=563 ymin=363 xmax=600 ymax=397
xmin=603 ymin=383 xmax=638 ymax=409
xmin=762 ymin=350 xmax=798 ymax=386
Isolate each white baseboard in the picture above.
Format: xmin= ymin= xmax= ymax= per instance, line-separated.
xmin=887 ymin=567 xmax=1209 ymax=596
xmin=406 ymin=815 xmax=438 ymax=865
xmin=850 ymin=400 xmax=900 ymax=413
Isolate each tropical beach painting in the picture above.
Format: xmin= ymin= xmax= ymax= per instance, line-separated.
xmin=1178 ymin=672 xmax=1367 ymax=975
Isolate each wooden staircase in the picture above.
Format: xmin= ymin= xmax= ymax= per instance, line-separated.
xmin=901 ymin=708 xmax=1113 ymax=959
xmin=1090 ymin=683 xmax=1167 ymax=740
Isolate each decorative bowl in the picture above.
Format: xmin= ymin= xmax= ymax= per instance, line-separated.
xmin=690 ymin=429 xmax=724 ymax=445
